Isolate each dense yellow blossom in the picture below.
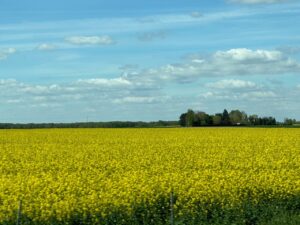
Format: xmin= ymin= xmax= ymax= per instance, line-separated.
xmin=0 ymin=128 xmax=299 ymax=224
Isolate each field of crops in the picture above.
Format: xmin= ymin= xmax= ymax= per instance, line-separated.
xmin=0 ymin=128 xmax=299 ymax=225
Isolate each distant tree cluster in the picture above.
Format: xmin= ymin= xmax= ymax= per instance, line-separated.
xmin=283 ymin=118 xmax=297 ymax=125
xmin=179 ymin=109 xmax=279 ymax=127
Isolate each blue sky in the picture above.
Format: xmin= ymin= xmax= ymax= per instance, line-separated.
xmin=0 ymin=0 xmax=300 ymax=122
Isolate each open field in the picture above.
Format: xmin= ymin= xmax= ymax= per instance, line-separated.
xmin=0 ymin=128 xmax=299 ymax=224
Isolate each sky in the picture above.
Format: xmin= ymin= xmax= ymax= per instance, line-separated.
xmin=0 ymin=0 xmax=300 ymax=123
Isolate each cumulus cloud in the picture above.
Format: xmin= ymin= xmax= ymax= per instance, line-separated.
xmin=200 ymin=77 xmax=280 ymax=102
xmin=77 ymin=77 xmax=132 ymax=87
xmin=228 ymin=0 xmax=289 ymax=4
xmin=206 ymin=79 xmax=258 ymax=89
xmin=130 ymin=48 xmax=300 ymax=83
xmin=113 ymin=96 xmax=162 ymax=104
xmin=0 ymin=75 xmax=160 ymax=109
xmin=241 ymin=91 xmax=277 ymax=98
xmin=0 ymin=48 xmax=16 ymax=60
xmin=1 ymin=47 xmax=299 ymax=121
xmin=214 ymin=48 xmax=283 ymax=62
xmin=137 ymin=30 xmax=168 ymax=42
xmin=0 ymin=80 xmax=70 ymax=97
xmin=65 ymin=35 xmax=115 ymax=45
xmin=0 ymin=79 xmax=17 ymax=86
xmin=37 ymin=43 xmax=57 ymax=51
xmin=200 ymin=90 xmax=277 ymax=101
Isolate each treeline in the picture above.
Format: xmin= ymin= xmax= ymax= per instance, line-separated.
xmin=0 ymin=111 xmax=298 ymax=129
xmin=179 ymin=109 xmax=299 ymax=127
xmin=0 ymin=121 xmax=179 ymax=129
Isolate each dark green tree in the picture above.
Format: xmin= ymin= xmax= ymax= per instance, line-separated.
xmin=179 ymin=113 xmax=187 ymax=127
xmin=194 ymin=111 xmax=209 ymax=126
xmin=221 ymin=109 xmax=231 ymax=126
xmin=186 ymin=109 xmax=195 ymax=127
xmin=284 ymin=118 xmax=296 ymax=125
xmin=212 ymin=114 xmax=222 ymax=126
xmin=229 ymin=110 xmax=242 ymax=125
xmin=249 ymin=114 xmax=259 ymax=125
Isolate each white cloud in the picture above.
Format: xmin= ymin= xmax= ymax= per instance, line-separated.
xmin=214 ymin=48 xmax=283 ymax=62
xmin=0 ymin=76 xmax=158 ymax=108
xmin=129 ymin=48 xmax=300 ymax=83
xmin=228 ymin=0 xmax=289 ymax=4
xmin=241 ymin=91 xmax=277 ymax=98
xmin=2 ymin=48 xmax=295 ymax=110
xmin=200 ymin=90 xmax=277 ymax=101
xmin=77 ymin=78 xmax=132 ymax=87
xmin=206 ymin=79 xmax=258 ymax=89
xmin=65 ymin=35 xmax=115 ymax=45
xmin=37 ymin=43 xmax=57 ymax=51
xmin=201 ymin=92 xmax=214 ymax=98
xmin=113 ymin=96 xmax=158 ymax=104
xmin=0 ymin=79 xmax=18 ymax=86
xmin=199 ymin=76 xmax=281 ymax=103
xmin=21 ymin=84 xmax=63 ymax=95
xmin=0 ymin=48 xmax=16 ymax=60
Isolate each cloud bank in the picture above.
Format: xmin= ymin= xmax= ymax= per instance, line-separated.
xmin=206 ymin=79 xmax=258 ymax=89
xmin=1 ymin=48 xmax=299 ymax=121
xmin=129 ymin=48 xmax=300 ymax=83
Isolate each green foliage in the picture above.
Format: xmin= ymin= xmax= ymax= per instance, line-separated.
xmin=186 ymin=109 xmax=195 ymax=127
xmin=212 ymin=115 xmax=222 ymax=125
xmin=222 ymin=109 xmax=231 ymax=126
xmin=229 ymin=110 xmax=246 ymax=125
xmin=284 ymin=118 xmax=297 ymax=126
xmin=259 ymin=212 xmax=300 ymax=225
xmin=179 ymin=109 xmax=280 ymax=127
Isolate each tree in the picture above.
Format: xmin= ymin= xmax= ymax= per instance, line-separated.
xmin=212 ymin=115 xmax=222 ymax=125
xmin=229 ymin=110 xmax=243 ymax=125
xmin=179 ymin=113 xmax=187 ymax=127
xmin=194 ymin=111 xmax=210 ymax=126
xmin=241 ymin=111 xmax=248 ymax=125
xmin=284 ymin=118 xmax=296 ymax=125
xmin=249 ymin=114 xmax=259 ymax=125
xmin=178 ymin=108 xmax=282 ymax=127
xmin=186 ymin=109 xmax=195 ymax=127
xmin=221 ymin=109 xmax=231 ymax=126
xmin=259 ymin=117 xmax=276 ymax=125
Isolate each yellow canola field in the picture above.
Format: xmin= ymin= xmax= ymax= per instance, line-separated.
xmin=0 ymin=128 xmax=299 ymax=224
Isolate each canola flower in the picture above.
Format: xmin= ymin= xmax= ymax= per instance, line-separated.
xmin=0 ymin=128 xmax=299 ymax=224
